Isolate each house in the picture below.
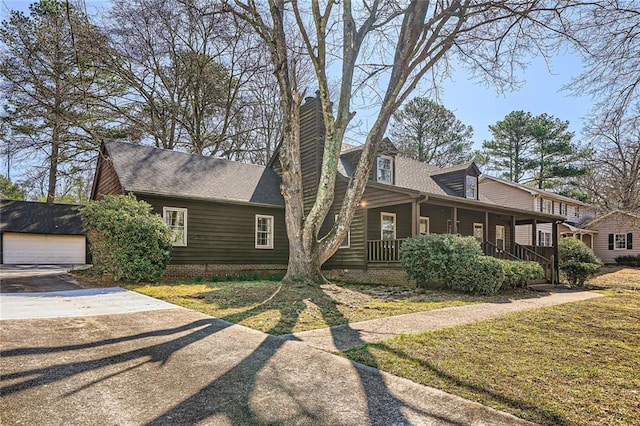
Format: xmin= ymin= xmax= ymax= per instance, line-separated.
xmin=0 ymin=199 xmax=88 ymax=265
xmin=582 ymin=211 xmax=639 ymax=264
xmin=479 ymin=175 xmax=597 ymax=249
xmin=91 ymin=95 xmax=564 ymax=283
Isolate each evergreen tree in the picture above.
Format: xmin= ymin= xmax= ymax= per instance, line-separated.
xmin=389 ymin=98 xmax=474 ymax=167
xmin=528 ymin=114 xmax=589 ymax=189
xmin=482 ymin=111 xmax=534 ymax=183
xmin=0 ymin=0 xmax=128 ymax=203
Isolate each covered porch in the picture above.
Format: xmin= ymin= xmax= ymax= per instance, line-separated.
xmin=363 ymin=196 xmax=560 ymax=281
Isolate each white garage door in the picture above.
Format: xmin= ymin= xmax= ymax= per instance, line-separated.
xmin=3 ymin=233 xmax=86 ymax=264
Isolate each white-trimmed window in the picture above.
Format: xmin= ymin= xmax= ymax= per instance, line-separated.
xmin=538 ymin=231 xmax=552 ymax=247
xmin=376 ymin=156 xmax=393 ymax=184
xmin=381 ymin=212 xmax=396 ymax=240
xmin=575 ymin=206 xmax=580 ymax=218
xmin=496 ymin=225 xmax=505 ymax=250
xmin=473 ymin=223 xmax=484 ymax=241
xmin=255 ymin=214 xmax=274 ymax=249
xmin=559 ymin=203 xmax=567 ymax=216
xmin=541 ymin=199 xmax=552 ymax=214
xmin=419 ymin=216 xmax=430 ymax=234
xmin=465 ymin=175 xmax=477 ymax=199
xmin=163 ymin=207 xmax=187 ymax=246
xmin=335 ymin=214 xmax=350 ymax=248
xmin=614 ymin=233 xmax=627 ymax=250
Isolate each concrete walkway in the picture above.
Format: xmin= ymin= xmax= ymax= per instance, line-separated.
xmin=284 ymin=290 xmax=603 ymax=352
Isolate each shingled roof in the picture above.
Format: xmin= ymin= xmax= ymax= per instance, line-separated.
xmin=0 ymin=200 xmax=85 ymax=235
xmin=103 ymin=140 xmax=284 ymax=206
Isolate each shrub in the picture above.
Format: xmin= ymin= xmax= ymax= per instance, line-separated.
xmin=80 ymin=194 xmax=172 ymax=282
xmin=452 ymin=256 xmax=504 ymax=295
xmin=614 ymin=254 xmax=640 ymax=267
xmin=558 ymin=238 xmax=603 ymax=287
xmin=499 ymin=260 xmax=545 ymax=288
xmin=193 ymin=276 xmax=204 ymax=283
xmin=401 ymin=233 xmax=482 ymax=288
xmin=209 ymin=275 xmax=220 ymax=283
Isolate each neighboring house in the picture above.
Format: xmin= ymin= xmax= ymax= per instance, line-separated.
xmin=582 ymin=211 xmax=640 ymax=264
xmin=479 ymin=175 xmax=597 ymax=249
xmin=0 ymin=200 xmax=88 ymax=265
xmin=91 ymin=95 xmax=563 ymax=282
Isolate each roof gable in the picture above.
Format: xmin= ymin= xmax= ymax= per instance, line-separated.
xmin=102 ymin=140 xmax=284 ymax=206
xmin=582 ymin=210 xmax=640 ymax=228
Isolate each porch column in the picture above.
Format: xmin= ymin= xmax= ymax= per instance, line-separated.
xmin=552 ymin=221 xmax=559 ymax=284
xmin=484 ymin=211 xmax=489 ymax=242
xmin=510 ymin=215 xmax=516 ymax=253
xmin=363 ymin=208 xmax=368 ymax=271
xmin=532 ymin=219 xmax=538 ymax=246
xmin=411 ymin=200 xmax=418 ymax=236
xmin=453 ymin=207 xmax=458 ymax=234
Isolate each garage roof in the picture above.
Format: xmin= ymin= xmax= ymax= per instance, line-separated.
xmin=0 ymin=200 xmax=85 ymax=235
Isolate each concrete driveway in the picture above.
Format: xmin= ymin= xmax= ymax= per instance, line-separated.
xmin=0 ymin=283 xmax=535 ymax=425
xmin=0 ymin=265 xmax=93 ymax=293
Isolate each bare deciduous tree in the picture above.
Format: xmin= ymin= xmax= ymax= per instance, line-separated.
xmin=580 ymin=112 xmax=640 ymax=213
xmin=228 ymin=1 xmax=595 ymax=284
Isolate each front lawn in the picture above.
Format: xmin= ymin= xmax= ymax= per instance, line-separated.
xmin=345 ymin=289 xmax=640 ymax=426
xmin=586 ymin=266 xmax=640 ymax=290
xmin=127 ymin=280 xmax=543 ymax=335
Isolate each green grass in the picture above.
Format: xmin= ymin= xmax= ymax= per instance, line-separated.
xmin=127 ymin=280 xmax=544 ymax=335
xmin=344 ymin=290 xmax=640 ymax=426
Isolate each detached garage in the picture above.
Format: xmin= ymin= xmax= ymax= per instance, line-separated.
xmin=1 ymin=200 xmax=88 ymax=265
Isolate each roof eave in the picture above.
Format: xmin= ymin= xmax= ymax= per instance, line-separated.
xmin=128 ymin=189 xmax=285 ymax=209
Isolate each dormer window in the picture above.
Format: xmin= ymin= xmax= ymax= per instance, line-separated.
xmin=376 ymin=156 xmax=393 ymax=184
xmin=465 ymin=175 xmax=477 ymax=199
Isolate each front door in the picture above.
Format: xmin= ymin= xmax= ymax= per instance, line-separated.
xmin=496 ymin=225 xmax=505 ymax=250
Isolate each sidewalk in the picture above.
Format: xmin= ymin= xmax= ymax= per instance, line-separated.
xmin=283 ymin=290 xmax=602 ymax=351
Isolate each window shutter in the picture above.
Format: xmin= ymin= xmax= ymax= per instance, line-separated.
xmin=552 ymin=201 xmax=555 ymax=214
xmin=628 ymin=233 xmax=633 ymax=250
xmin=608 ymin=234 xmax=614 ymax=250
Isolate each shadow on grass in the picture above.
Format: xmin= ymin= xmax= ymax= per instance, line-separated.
xmin=348 ymin=342 xmax=570 ymax=426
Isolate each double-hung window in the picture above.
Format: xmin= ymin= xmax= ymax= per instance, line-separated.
xmin=559 ymin=203 xmax=567 ymax=216
xmin=541 ymin=199 xmax=552 ymax=214
xmin=255 ymin=215 xmax=274 ymax=249
xmin=381 ymin=212 xmax=396 ymax=240
xmin=419 ymin=216 xmax=430 ymax=234
xmin=473 ymin=223 xmax=484 ymax=241
xmin=163 ymin=207 xmax=187 ymax=246
xmin=538 ymin=231 xmax=552 ymax=247
xmin=376 ymin=156 xmax=393 ymax=184
xmin=495 ymin=225 xmax=505 ymax=250
xmin=465 ymin=176 xmax=477 ymax=199
xmin=614 ymin=233 xmax=627 ymax=250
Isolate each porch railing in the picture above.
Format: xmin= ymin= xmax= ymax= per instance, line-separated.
xmin=481 ymin=241 xmax=520 ymax=261
xmin=367 ymin=239 xmax=406 ymax=262
xmin=514 ymin=243 xmax=554 ymax=281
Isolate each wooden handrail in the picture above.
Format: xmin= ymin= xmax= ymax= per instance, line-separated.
xmin=481 ymin=241 xmax=520 ymax=261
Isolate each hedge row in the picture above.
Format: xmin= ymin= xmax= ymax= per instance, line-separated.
xmin=400 ymin=234 xmax=543 ymax=295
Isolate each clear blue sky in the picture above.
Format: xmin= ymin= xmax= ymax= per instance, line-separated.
xmin=440 ymin=53 xmax=591 ymax=149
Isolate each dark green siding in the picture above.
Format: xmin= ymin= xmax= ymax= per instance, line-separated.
xmin=420 ymin=204 xmax=452 ymax=234
xmin=139 ymin=195 xmax=289 ymax=265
